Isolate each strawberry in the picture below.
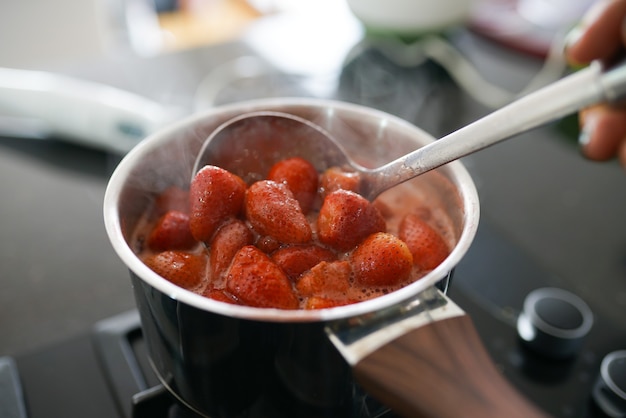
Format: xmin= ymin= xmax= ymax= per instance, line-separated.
xmin=202 ymin=288 xmax=238 ymax=305
xmin=398 ymin=213 xmax=450 ymax=270
xmin=351 ymin=232 xmax=413 ymax=287
xmin=153 ymin=186 xmax=190 ymax=218
xmin=267 ymin=157 xmax=319 ymax=214
xmin=254 ymin=235 xmax=281 ymax=254
xmin=296 ymin=260 xmax=352 ymax=298
xmin=189 ymin=165 xmax=247 ymax=243
xmin=142 ymin=250 xmax=207 ymax=289
xmin=209 ymin=219 xmax=254 ymax=283
xmin=319 ymin=167 xmax=360 ymax=197
xmin=271 ymin=244 xmax=336 ymax=280
xmin=245 ymin=180 xmax=312 ymax=244
xmin=317 ymin=190 xmax=386 ymax=251
xmin=372 ymin=198 xmax=393 ymax=220
xmin=226 ymin=246 xmax=299 ymax=309
xmin=147 ymin=210 xmax=197 ymax=251
xmin=304 ymin=296 xmax=357 ymax=310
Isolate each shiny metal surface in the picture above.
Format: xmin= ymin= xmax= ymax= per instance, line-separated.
xmin=359 ymin=60 xmax=626 ymax=199
xmin=326 ymin=287 xmax=464 ymax=366
xmin=103 ymin=98 xmax=480 ymax=417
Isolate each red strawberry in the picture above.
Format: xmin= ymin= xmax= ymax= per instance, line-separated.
xmin=296 ymin=260 xmax=352 ymax=298
xmin=209 ymin=219 xmax=254 ymax=283
xmin=304 ymin=296 xmax=357 ymax=310
xmin=351 ymin=232 xmax=413 ymax=287
xmin=372 ymin=198 xmax=393 ymax=219
xmin=271 ymin=244 xmax=336 ymax=280
xmin=267 ymin=157 xmax=319 ymax=214
xmin=245 ymin=180 xmax=312 ymax=244
xmin=317 ymin=190 xmax=386 ymax=251
xmin=319 ymin=167 xmax=359 ymax=197
xmin=153 ymin=186 xmax=190 ymax=218
xmin=189 ymin=165 xmax=247 ymax=243
xmin=142 ymin=250 xmax=207 ymax=289
xmin=202 ymin=288 xmax=238 ymax=305
xmin=147 ymin=210 xmax=197 ymax=251
xmin=254 ymin=235 xmax=281 ymax=254
xmin=399 ymin=213 xmax=450 ymax=270
xmin=226 ymin=246 xmax=299 ymax=309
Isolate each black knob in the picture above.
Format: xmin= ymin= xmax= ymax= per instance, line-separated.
xmin=593 ymin=350 xmax=626 ymax=417
xmin=517 ymin=287 xmax=593 ymax=358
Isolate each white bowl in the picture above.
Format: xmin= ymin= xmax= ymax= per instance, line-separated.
xmin=346 ymin=0 xmax=473 ymax=35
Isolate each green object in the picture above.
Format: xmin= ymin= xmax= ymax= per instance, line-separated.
xmin=556 ymin=113 xmax=581 ymax=144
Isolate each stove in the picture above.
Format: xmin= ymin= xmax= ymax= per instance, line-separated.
xmin=1 ymin=20 xmax=625 ymax=418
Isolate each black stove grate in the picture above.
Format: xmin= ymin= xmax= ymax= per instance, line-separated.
xmin=92 ymin=310 xmax=205 ymax=418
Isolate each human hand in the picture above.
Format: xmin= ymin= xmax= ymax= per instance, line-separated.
xmin=566 ymin=0 xmax=626 ymax=168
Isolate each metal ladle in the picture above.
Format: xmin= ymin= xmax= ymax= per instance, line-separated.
xmin=193 ymin=60 xmax=626 ymax=200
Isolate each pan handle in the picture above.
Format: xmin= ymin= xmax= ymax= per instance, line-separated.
xmin=352 ymin=313 xmax=549 ymax=418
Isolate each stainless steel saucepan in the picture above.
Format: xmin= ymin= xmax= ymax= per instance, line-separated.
xmin=104 ymin=98 xmax=549 ymax=417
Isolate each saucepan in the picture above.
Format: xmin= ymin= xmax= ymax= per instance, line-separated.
xmin=103 ymin=97 xmax=546 ymax=417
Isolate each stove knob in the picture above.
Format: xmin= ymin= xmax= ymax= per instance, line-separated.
xmin=517 ymin=287 xmax=593 ymax=358
xmin=593 ymin=350 xmax=626 ymax=417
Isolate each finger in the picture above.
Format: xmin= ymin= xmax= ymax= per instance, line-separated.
xmin=579 ymin=105 xmax=626 ymax=161
xmin=566 ymin=0 xmax=626 ymax=65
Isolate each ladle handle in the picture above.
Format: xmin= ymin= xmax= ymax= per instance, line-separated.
xmin=353 ymin=314 xmax=549 ymax=418
xmin=367 ymin=60 xmax=626 ymax=197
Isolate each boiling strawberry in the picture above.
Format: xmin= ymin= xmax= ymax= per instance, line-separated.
xmin=296 ymin=260 xmax=352 ymax=298
xmin=271 ymin=244 xmax=336 ymax=280
xmin=189 ymin=165 xmax=247 ymax=243
xmin=245 ymin=180 xmax=312 ymax=244
xmin=267 ymin=157 xmax=318 ymax=214
xmin=399 ymin=213 xmax=450 ymax=270
xmin=147 ymin=210 xmax=197 ymax=252
xmin=254 ymin=235 xmax=282 ymax=254
xmin=317 ymin=190 xmax=386 ymax=251
xmin=142 ymin=250 xmax=207 ymax=289
xmin=351 ymin=232 xmax=413 ymax=287
xmin=304 ymin=296 xmax=356 ymax=310
xmin=153 ymin=186 xmax=190 ymax=218
xmin=319 ymin=167 xmax=359 ymax=197
xmin=203 ymin=288 xmax=238 ymax=304
xmin=226 ymin=246 xmax=299 ymax=309
xmin=209 ymin=219 xmax=254 ymax=283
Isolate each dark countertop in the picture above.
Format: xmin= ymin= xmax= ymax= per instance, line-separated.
xmin=0 ymin=137 xmax=131 ymax=355
xmin=0 ymin=16 xmax=624 ymax=364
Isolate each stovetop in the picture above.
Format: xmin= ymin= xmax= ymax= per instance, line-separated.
xmin=1 ymin=14 xmax=625 ymax=418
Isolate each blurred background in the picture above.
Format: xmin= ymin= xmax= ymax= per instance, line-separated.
xmin=0 ymin=0 xmax=598 ymax=153
xmin=0 ymin=0 xmax=334 ymax=68
xmin=0 ymin=0 xmax=595 ymax=68
xmin=0 ymin=0 xmax=599 ymax=77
